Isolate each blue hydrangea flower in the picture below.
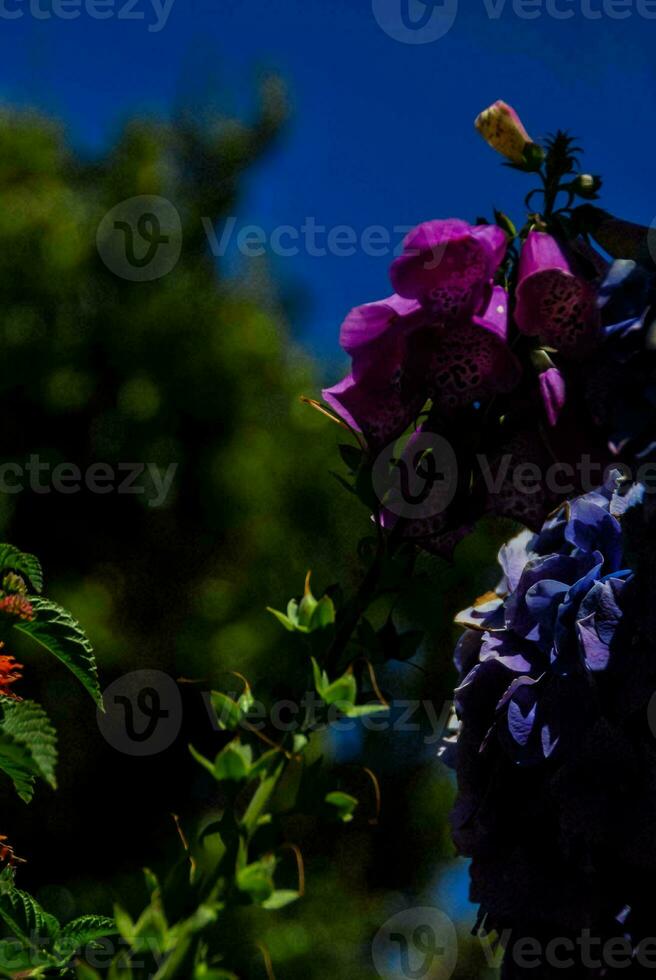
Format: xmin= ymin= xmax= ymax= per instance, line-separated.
xmin=451 ymin=472 xmax=642 ymax=771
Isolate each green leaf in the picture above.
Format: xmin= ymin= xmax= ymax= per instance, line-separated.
xmin=343 ymin=703 xmax=389 ymax=718
xmin=325 ymin=791 xmax=359 ymax=823
xmin=15 ymin=597 xmax=101 ymax=706
xmin=266 ymin=607 xmax=296 ymax=632
xmin=209 ymin=691 xmax=243 ymax=731
xmin=309 ymin=596 xmax=335 ymax=631
xmin=0 ymin=700 xmax=58 ymax=802
xmin=0 ymin=545 xmax=43 ymax=594
xmin=236 ymin=856 xmax=276 ymax=904
xmin=191 ymin=741 xmax=253 ymax=782
xmin=0 ymin=868 xmax=59 ymax=946
xmin=261 ymin=889 xmax=300 ymax=910
xmin=57 ymin=915 xmax=117 ymax=953
xmin=0 ymin=698 xmax=57 ymax=788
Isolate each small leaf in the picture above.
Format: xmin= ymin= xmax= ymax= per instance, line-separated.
xmin=266 ymin=607 xmax=296 ymax=632
xmin=325 ymin=791 xmax=359 ymax=823
xmin=261 ymin=889 xmax=300 ymax=910
xmin=236 ymin=856 xmax=276 ymax=904
xmin=209 ymin=691 xmax=243 ymax=731
xmin=322 ymin=673 xmax=357 ymax=709
xmin=343 ymin=703 xmax=389 ymax=718
xmin=309 ymin=596 xmax=335 ymax=631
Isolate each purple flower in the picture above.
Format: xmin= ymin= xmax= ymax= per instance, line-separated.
xmin=390 ymin=219 xmax=507 ymax=318
xmin=452 ymin=472 xmax=639 ymax=771
xmin=515 ymin=231 xmax=600 ymax=355
xmin=323 ymin=220 xmax=521 ymax=448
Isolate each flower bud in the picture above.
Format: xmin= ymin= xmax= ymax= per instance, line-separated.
xmin=475 ymin=100 xmax=535 ymax=164
xmin=572 ymin=174 xmax=602 ymax=199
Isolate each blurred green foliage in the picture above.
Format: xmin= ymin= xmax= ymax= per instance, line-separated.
xmin=0 ymin=91 xmax=509 ymax=977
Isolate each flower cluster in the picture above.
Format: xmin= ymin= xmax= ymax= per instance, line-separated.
xmin=446 ymin=473 xmax=656 ymax=954
xmin=322 ymin=218 xmax=605 ymax=452
xmin=322 ymin=104 xmax=656 ymax=563
xmin=323 ymin=219 xmax=521 ymax=449
xmin=451 ymin=471 xmax=639 ymax=773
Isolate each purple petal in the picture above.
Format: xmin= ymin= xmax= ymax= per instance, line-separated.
xmin=390 ymin=219 xmax=505 ymax=318
xmin=515 ymin=231 xmax=600 ymax=355
xmin=322 ymin=373 xmax=424 ymax=448
xmin=340 ymin=294 xmax=423 ymax=383
xmin=576 ymin=612 xmax=611 ymax=672
xmin=539 ymin=367 xmax=566 ymax=427
xmin=498 ymin=530 xmax=535 ymax=593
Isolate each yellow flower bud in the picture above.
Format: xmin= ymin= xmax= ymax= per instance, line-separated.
xmin=475 ymin=100 xmax=534 ymax=164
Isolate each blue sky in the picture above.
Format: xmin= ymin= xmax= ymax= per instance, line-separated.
xmin=1 ymin=0 xmax=655 ymax=362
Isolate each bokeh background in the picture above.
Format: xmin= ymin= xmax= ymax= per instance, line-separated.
xmin=0 ymin=1 xmax=653 ymax=977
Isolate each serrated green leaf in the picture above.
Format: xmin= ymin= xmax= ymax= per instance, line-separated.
xmin=0 ymin=868 xmax=60 ymax=946
xmin=0 ymin=730 xmax=40 ymax=802
xmin=0 ymin=545 xmax=43 ymax=594
xmin=57 ymin=915 xmax=117 ymax=953
xmin=15 ymin=597 xmax=101 ymax=706
xmin=0 ymin=700 xmax=58 ymax=802
xmin=0 ymin=698 xmax=57 ymax=789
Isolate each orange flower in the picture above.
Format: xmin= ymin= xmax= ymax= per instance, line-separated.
xmin=0 ymin=595 xmax=34 ymax=621
xmin=0 ymin=643 xmax=23 ymax=699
